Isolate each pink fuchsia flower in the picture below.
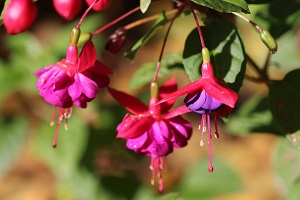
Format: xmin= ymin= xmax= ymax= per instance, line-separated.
xmin=35 ymin=32 xmax=113 ymax=147
xmin=3 ymin=0 xmax=38 ymax=34
xmin=159 ymin=48 xmax=238 ymax=172
xmin=35 ymin=39 xmax=112 ymax=108
xmin=108 ymin=78 xmax=192 ymax=192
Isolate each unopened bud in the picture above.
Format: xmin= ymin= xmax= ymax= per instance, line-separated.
xmin=105 ymin=28 xmax=126 ymax=54
xmin=69 ymin=27 xmax=81 ymax=45
xmin=150 ymin=82 xmax=159 ymax=99
xmin=53 ymin=0 xmax=82 ymax=21
xmin=260 ymin=30 xmax=278 ymax=54
xmin=77 ymin=32 xmax=92 ymax=47
xmin=3 ymin=0 xmax=38 ymax=34
xmin=85 ymin=0 xmax=111 ymax=11
xmin=202 ymin=47 xmax=210 ymax=62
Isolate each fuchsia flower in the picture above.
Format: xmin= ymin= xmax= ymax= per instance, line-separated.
xmin=159 ymin=49 xmax=238 ymax=172
xmin=35 ymin=37 xmax=113 ymax=147
xmin=108 ymin=78 xmax=192 ymax=192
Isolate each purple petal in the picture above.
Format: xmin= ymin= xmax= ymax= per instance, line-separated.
xmin=184 ymin=90 xmax=223 ymax=114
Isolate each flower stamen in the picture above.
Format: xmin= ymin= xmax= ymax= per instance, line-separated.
xmin=51 ymin=107 xmax=73 ymax=148
xmin=213 ymin=115 xmax=219 ymax=139
xmin=150 ymin=157 xmax=167 ymax=193
xmin=207 ymin=114 xmax=214 ymax=172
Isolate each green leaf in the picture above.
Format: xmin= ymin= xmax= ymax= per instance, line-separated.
xmin=183 ymin=19 xmax=246 ymax=92
xmin=270 ymin=30 xmax=300 ymax=70
xmin=246 ymin=0 xmax=280 ymax=4
xmin=228 ymin=95 xmax=283 ymax=135
xmin=124 ymin=11 xmax=168 ymax=60
xmin=32 ymin=113 xmax=113 ymax=200
xmin=130 ymin=52 xmax=184 ymax=90
xmin=178 ymin=159 xmax=243 ymax=200
xmin=254 ymin=0 xmax=300 ymax=39
xmin=273 ymin=138 xmax=300 ymax=199
xmin=55 ymin=167 xmax=112 ymax=200
xmin=285 ymin=181 xmax=300 ymax=200
xmin=269 ymin=69 xmax=300 ymax=134
xmin=192 ymin=0 xmax=250 ymax=14
xmin=140 ymin=0 xmax=151 ymax=13
xmin=0 ymin=117 xmax=27 ymax=178
xmin=150 ymin=193 xmax=179 ymax=200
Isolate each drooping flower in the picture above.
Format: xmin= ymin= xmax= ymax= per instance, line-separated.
xmin=35 ymin=28 xmax=113 ymax=147
xmin=3 ymin=0 xmax=38 ymax=34
xmin=108 ymin=78 xmax=192 ymax=192
xmin=159 ymin=48 xmax=238 ymax=172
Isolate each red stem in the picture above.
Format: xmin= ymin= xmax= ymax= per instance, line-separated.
xmin=187 ymin=0 xmax=206 ymax=48
xmin=76 ymin=0 xmax=100 ymax=29
xmin=92 ymin=6 xmax=141 ymax=36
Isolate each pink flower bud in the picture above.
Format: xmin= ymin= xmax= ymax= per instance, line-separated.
xmin=3 ymin=0 xmax=38 ymax=35
xmin=85 ymin=0 xmax=111 ymax=11
xmin=53 ymin=0 xmax=82 ymax=21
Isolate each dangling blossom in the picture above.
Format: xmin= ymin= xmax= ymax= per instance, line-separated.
xmin=108 ymin=78 xmax=192 ymax=192
xmin=159 ymin=48 xmax=238 ymax=172
xmin=35 ymin=28 xmax=113 ymax=147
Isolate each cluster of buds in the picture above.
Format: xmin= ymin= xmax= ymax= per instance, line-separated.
xmin=2 ymin=0 xmax=111 ymax=34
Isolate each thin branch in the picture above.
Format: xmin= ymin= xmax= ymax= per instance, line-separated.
xmin=247 ymin=54 xmax=272 ymax=87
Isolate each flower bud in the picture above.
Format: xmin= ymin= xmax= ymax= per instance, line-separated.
xmin=52 ymin=0 xmax=82 ymax=21
xmin=85 ymin=0 xmax=111 ymax=11
xmin=3 ymin=0 xmax=38 ymax=35
xmin=202 ymin=47 xmax=210 ymax=62
xmin=69 ymin=27 xmax=81 ymax=45
xmin=77 ymin=32 xmax=92 ymax=47
xmin=260 ymin=30 xmax=278 ymax=54
xmin=105 ymin=28 xmax=126 ymax=54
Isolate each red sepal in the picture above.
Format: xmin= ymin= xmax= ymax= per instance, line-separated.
xmin=108 ymin=87 xmax=148 ymax=115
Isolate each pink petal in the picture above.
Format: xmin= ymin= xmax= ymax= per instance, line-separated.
xmin=68 ymin=74 xmax=98 ymax=99
xmin=77 ymin=40 xmax=96 ymax=72
xmin=78 ymin=73 xmax=98 ymax=98
xmin=146 ymin=139 xmax=173 ymax=157
xmin=126 ymin=132 xmax=149 ymax=151
xmin=108 ymin=87 xmax=148 ymax=114
xmin=150 ymin=121 xmax=169 ymax=144
xmin=68 ymin=74 xmax=83 ymax=99
xmin=159 ymin=77 xmax=178 ymax=113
